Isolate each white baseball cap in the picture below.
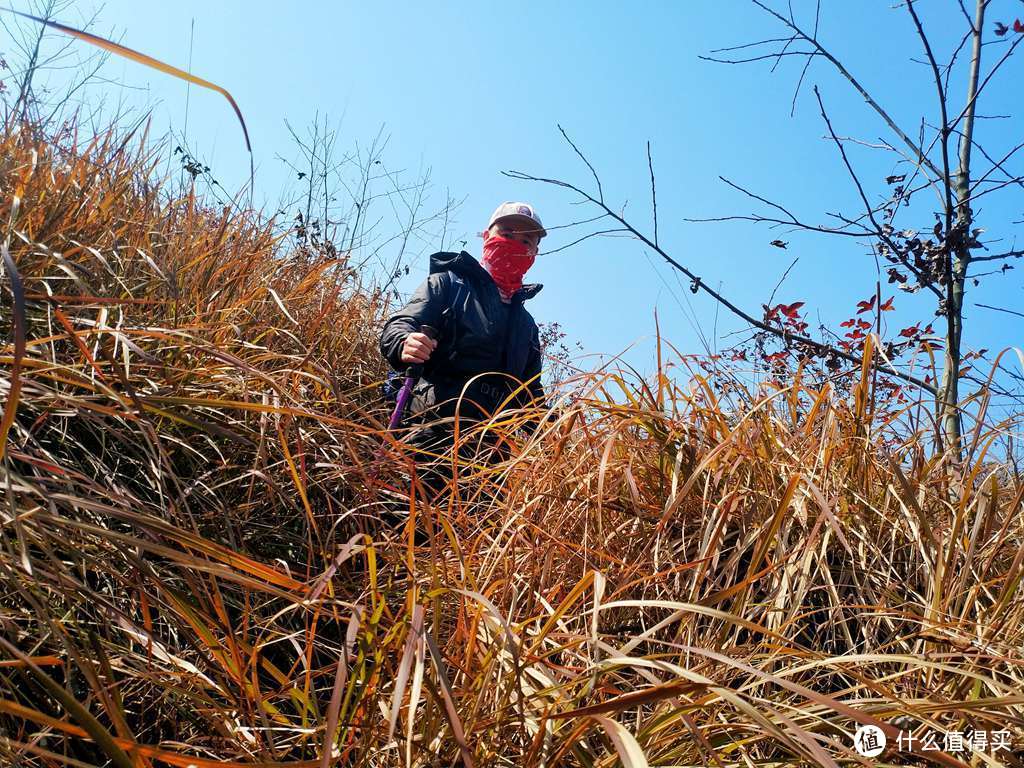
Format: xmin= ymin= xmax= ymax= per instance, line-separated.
xmin=487 ymin=201 xmax=547 ymax=240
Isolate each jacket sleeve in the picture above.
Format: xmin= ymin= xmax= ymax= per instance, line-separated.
xmin=379 ymin=273 xmax=450 ymax=372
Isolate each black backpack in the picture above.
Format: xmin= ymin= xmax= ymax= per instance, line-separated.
xmin=381 ymin=270 xmax=467 ymax=403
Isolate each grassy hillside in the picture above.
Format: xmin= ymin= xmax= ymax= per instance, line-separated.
xmin=1 ymin=120 xmax=1022 ymax=767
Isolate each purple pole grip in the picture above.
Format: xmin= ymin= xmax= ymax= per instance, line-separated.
xmin=385 ymin=323 xmax=438 ymax=431
xmin=388 ymin=376 xmax=416 ymax=430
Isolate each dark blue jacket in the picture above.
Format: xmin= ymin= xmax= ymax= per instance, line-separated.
xmin=379 ymin=250 xmax=545 ymax=424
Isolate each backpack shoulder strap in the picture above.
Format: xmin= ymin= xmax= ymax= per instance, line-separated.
xmin=443 ymin=270 xmax=467 ymax=328
xmin=441 ymin=270 xmax=467 ymax=363
xmin=446 ymin=270 xmax=466 ymax=307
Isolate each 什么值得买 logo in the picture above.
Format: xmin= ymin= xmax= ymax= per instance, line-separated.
xmin=853 ymin=725 xmax=886 ymax=757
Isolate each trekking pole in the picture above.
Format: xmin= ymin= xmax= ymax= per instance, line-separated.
xmin=367 ymin=323 xmax=439 ymax=481
xmin=388 ymin=323 xmax=439 ymax=430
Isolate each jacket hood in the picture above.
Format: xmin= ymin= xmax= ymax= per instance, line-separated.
xmin=429 ymin=250 xmax=543 ymax=302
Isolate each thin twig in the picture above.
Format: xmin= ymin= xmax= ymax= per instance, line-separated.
xmin=767 ymin=256 xmax=800 ymax=307
xmin=647 ymin=141 xmax=658 ymax=248
xmin=749 ymin=0 xmax=943 ymax=180
xmin=557 ymin=123 xmax=603 ymax=204
xmin=699 ymin=50 xmax=815 ymax=65
xmin=975 ymin=302 xmax=1024 ymax=319
xmin=789 ymin=0 xmax=820 ymax=116
xmin=947 ymin=31 xmax=1024 ymax=136
xmin=907 ymin=0 xmax=954 ymax=254
xmin=708 ymin=36 xmax=795 ymax=54
xmin=970 ymin=249 xmax=1024 ymax=263
xmin=539 ymin=228 xmax=631 ymax=256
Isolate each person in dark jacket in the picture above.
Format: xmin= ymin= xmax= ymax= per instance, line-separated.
xmin=379 ymin=201 xmax=548 ymax=501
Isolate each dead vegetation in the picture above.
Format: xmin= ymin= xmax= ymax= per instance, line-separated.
xmin=0 ymin=118 xmax=1022 ymax=768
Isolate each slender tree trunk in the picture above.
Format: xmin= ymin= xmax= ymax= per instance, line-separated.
xmin=940 ymin=0 xmax=986 ymax=454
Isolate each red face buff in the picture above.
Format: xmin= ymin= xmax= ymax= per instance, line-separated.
xmin=481 ymin=232 xmax=536 ymax=301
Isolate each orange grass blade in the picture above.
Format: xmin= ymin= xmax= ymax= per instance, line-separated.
xmin=0 ymin=698 xmax=323 ymax=768
xmin=0 ymin=7 xmax=251 ymax=154
xmin=0 ymin=240 xmax=25 ymax=462
xmin=0 ymin=656 xmax=63 ymax=668
xmin=0 ymin=638 xmax=135 ymax=768
xmin=546 ymin=680 xmax=708 ymax=720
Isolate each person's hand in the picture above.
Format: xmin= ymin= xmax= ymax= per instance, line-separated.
xmin=400 ymin=331 xmax=438 ymax=365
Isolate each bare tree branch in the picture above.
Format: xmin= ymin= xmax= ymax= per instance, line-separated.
xmin=970 ymin=249 xmax=1024 ymax=263
xmin=812 ymin=86 xmax=945 ymax=301
xmin=943 ymin=26 xmax=974 ymax=97
xmin=975 ymin=302 xmax=1024 ymax=320
xmin=956 ymin=0 xmax=977 ymax=33
xmin=539 ymin=228 xmax=632 ymax=255
xmin=947 ymin=31 xmax=1024 ymax=137
xmin=506 ymin=140 xmax=936 ymax=394
xmin=907 ymin=0 xmax=954 ymax=249
xmin=789 ymin=0 xmax=820 ymax=115
xmin=967 ymin=137 xmax=1024 ymax=195
xmin=707 ymin=36 xmax=795 ymax=54
xmin=961 ymin=174 xmax=1024 ymax=207
xmin=557 ymin=123 xmax=603 ymax=204
xmin=749 ymin=0 xmax=943 ymax=180
xmin=646 ymin=140 xmax=658 ymax=248
xmin=684 ymin=176 xmax=889 ymax=239
xmin=543 ymin=212 xmax=613 ymax=233
xmin=699 ymin=50 xmax=815 ymax=65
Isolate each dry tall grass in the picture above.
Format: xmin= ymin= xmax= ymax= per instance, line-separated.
xmin=1 ymin=120 xmax=1023 ymax=768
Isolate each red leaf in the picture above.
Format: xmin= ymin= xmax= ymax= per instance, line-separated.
xmin=1014 ymin=18 xmax=1024 ymax=33
xmin=856 ymin=296 xmax=876 ymax=314
xmin=879 ymin=296 xmax=895 ymax=311
xmin=778 ymin=301 xmax=805 ymax=319
xmin=898 ymin=324 xmax=920 ymax=338
xmin=764 ymin=351 xmax=788 ymax=363
xmin=857 ymin=319 xmax=872 ymax=330
xmin=840 ymin=319 xmax=855 ymax=328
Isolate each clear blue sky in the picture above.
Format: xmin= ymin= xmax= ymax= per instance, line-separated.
xmin=11 ymin=1 xmax=1024 ymax=397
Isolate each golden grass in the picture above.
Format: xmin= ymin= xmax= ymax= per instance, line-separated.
xmin=0 ymin=119 xmax=1022 ymax=768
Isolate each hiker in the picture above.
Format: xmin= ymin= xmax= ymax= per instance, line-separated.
xmin=379 ymin=202 xmax=548 ymax=502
